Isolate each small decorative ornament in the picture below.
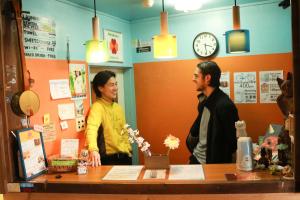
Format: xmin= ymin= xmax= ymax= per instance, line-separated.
xmin=77 ymin=161 xmax=88 ymax=175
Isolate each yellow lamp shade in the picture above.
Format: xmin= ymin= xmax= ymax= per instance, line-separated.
xmin=85 ymin=39 xmax=109 ymax=63
xmin=153 ymin=34 xmax=177 ymax=59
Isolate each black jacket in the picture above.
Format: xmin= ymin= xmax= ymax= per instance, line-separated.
xmin=186 ymin=88 xmax=239 ymax=163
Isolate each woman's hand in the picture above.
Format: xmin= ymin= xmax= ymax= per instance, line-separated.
xmin=89 ymin=151 xmax=101 ymax=167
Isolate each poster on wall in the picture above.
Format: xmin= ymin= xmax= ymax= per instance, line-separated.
xmin=16 ymin=128 xmax=47 ymax=180
xmin=69 ymin=64 xmax=87 ymax=99
xmin=259 ymin=70 xmax=283 ymax=103
xmin=234 ymin=72 xmax=257 ymax=103
xmin=220 ymin=72 xmax=230 ymax=97
xmin=22 ymin=14 xmax=56 ymax=59
xmin=104 ymin=30 xmax=123 ymax=62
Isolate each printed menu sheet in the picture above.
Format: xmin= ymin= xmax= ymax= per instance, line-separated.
xmin=220 ymin=72 xmax=230 ymax=97
xmin=168 ymin=165 xmax=205 ymax=180
xmin=234 ymin=72 xmax=257 ymax=103
xmin=259 ymin=70 xmax=283 ymax=103
xmin=102 ymin=165 xmax=143 ymax=180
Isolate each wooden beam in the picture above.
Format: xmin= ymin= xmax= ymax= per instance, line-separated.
xmin=291 ymin=0 xmax=300 ymax=192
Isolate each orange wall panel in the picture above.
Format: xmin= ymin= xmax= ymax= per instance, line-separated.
xmin=26 ymin=59 xmax=89 ymax=156
xmin=134 ymin=53 xmax=292 ymax=164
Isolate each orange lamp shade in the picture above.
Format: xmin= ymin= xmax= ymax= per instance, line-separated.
xmin=85 ymin=39 xmax=109 ymax=63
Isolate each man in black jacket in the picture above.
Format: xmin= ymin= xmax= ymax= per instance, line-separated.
xmin=186 ymin=61 xmax=239 ymax=164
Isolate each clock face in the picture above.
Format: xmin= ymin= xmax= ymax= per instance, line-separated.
xmin=193 ymin=32 xmax=218 ymax=58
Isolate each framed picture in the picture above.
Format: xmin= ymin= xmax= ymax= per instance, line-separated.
xmin=16 ymin=128 xmax=47 ymax=180
xmin=104 ymin=29 xmax=123 ymax=62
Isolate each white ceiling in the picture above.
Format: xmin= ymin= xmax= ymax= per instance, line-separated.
xmin=64 ymin=0 xmax=275 ymax=21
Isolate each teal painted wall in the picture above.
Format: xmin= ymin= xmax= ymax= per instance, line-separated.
xmin=23 ymin=0 xmax=133 ymax=67
xmin=130 ymin=1 xmax=292 ymax=63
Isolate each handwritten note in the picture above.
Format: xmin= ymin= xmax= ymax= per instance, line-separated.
xmin=61 ymin=139 xmax=79 ymax=158
xmin=49 ymin=79 xmax=71 ymax=100
xmin=58 ymin=103 xmax=75 ymax=120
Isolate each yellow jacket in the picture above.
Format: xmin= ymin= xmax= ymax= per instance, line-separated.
xmin=85 ymin=98 xmax=132 ymax=156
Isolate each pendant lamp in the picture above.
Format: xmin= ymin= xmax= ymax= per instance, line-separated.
xmin=225 ymin=0 xmax=250 ymax=54
xmin=153 ymin=0 xmax=177 ymax=59
xmin=85 ymin=0 xmax=108 ymax=63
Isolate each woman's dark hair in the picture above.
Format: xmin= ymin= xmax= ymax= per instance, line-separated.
xmin=197 ymin=61 xmax=221 ymax=88
xmin=92 ymin=70 xmax=116 ymax=98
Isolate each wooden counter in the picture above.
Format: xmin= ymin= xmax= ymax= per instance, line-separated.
xmin=4 ymin=164 xmax=300 ymax=200
xmin=15 ymin=164 xmax=296 ymax=193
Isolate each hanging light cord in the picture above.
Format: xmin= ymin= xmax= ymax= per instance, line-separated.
xmin=162 ymin=0 xmax=165 ymax=12
xmin=234 ymin=0 xmax=237 ymax=6
xmin=94 ymin=0 xmax=96 ymax=17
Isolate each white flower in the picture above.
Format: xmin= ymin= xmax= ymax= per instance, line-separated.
xmin=164 ymin=134 xmax=180 ymax=150
xmin=141 ymin=142 xmax=150 ymax=152
xmin=136 ymin=137 xmax=144 ymax=147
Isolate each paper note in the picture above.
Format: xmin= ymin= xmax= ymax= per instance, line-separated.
xmin=168 ymin=165 xmax=205 ymax=180
xmin=60 ymin=121 xmax=68 ymax=130
xmin=58 ymin=103 xmax=75 ymax=120
xmin=102 ymin=165 xmax=143 ymax=180
xmin=49 ymin=79 xmax=71 ymax=100
xmin=42 ymin=122 xmax=56 ymax=142
xmin=61 ymin=139 xmax=79 ymax=158
xmin=143 ymin=169 xmax=166 ymax=179
xmin=43 ymin=113 xmax=50 ymax=124
xmin=33 ymin=124 xmax=43 ymax=132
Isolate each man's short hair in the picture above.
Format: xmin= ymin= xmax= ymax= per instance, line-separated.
xmin=197 ymin=61 xmax=221 ymax=88
xmin=92 ymin=70 xmax=116 ymax=98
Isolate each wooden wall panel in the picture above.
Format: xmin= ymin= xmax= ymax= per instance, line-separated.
xmin=291 ymin=0 xmax=300 ymax=192
xmin=4 ymin=193 xmax=300 ymax=200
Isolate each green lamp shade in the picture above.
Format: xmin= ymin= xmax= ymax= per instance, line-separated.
xmin=225 ymin=29 xmax=250 ymax=53
xmin=85 ymin=39 xmax=109 ymax=63
xmin=153 ymin=34 xmax=177 ymax=59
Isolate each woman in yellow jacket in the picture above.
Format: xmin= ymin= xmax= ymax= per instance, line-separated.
xmin=85 ymin=70 xmax=132 ymax=167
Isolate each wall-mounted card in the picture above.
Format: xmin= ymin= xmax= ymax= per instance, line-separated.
xmin=60 ymin=121 xmax=68 ymax=130
xmin=75 ymin=116 xmax=85 ymax=132
xmin=43 ymin=113 xmax=50 ymax=124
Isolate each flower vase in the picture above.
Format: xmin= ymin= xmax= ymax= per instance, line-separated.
xmin=144 ymin=154 xmax=170 ymax=169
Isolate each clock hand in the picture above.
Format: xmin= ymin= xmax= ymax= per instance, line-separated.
xmin=204 ymin=43 xmax=207 ymax=54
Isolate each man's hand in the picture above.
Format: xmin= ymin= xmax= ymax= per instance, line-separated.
xmin=89 ymin=150 xmax=101 ymax=167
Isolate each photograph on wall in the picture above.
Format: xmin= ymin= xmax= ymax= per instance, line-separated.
xmin=259 ymin=70 xmax=283 ymax=103
xmin=220 ymin=72 xmax=230 ymax=97
xmin=104 ymin=29 xmax=124 ymax=62
xmin=16 ymin=128 xmax=47 ymax=180
xmin=69 ymin=64 xmax=87 ymax=99
xmin=234 ymin=72 xmax=257 ymax=103
xmin=74 ymin=99 xmax=84 ymax=117
xmin=22 ymin=14 xmax=56 ymax=59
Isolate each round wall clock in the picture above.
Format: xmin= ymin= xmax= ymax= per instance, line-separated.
xmin=193 ymin=32 xmax=218 ymax=58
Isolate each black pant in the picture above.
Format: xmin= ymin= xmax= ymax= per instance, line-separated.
xmin=189 ymin=154 xmax=201 ymax=164
xmin=101 ymin=153 xmax=132 ymax=165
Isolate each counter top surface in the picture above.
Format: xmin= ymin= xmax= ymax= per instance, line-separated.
xmin=26 ymin=164 xmax=294 ymax=194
